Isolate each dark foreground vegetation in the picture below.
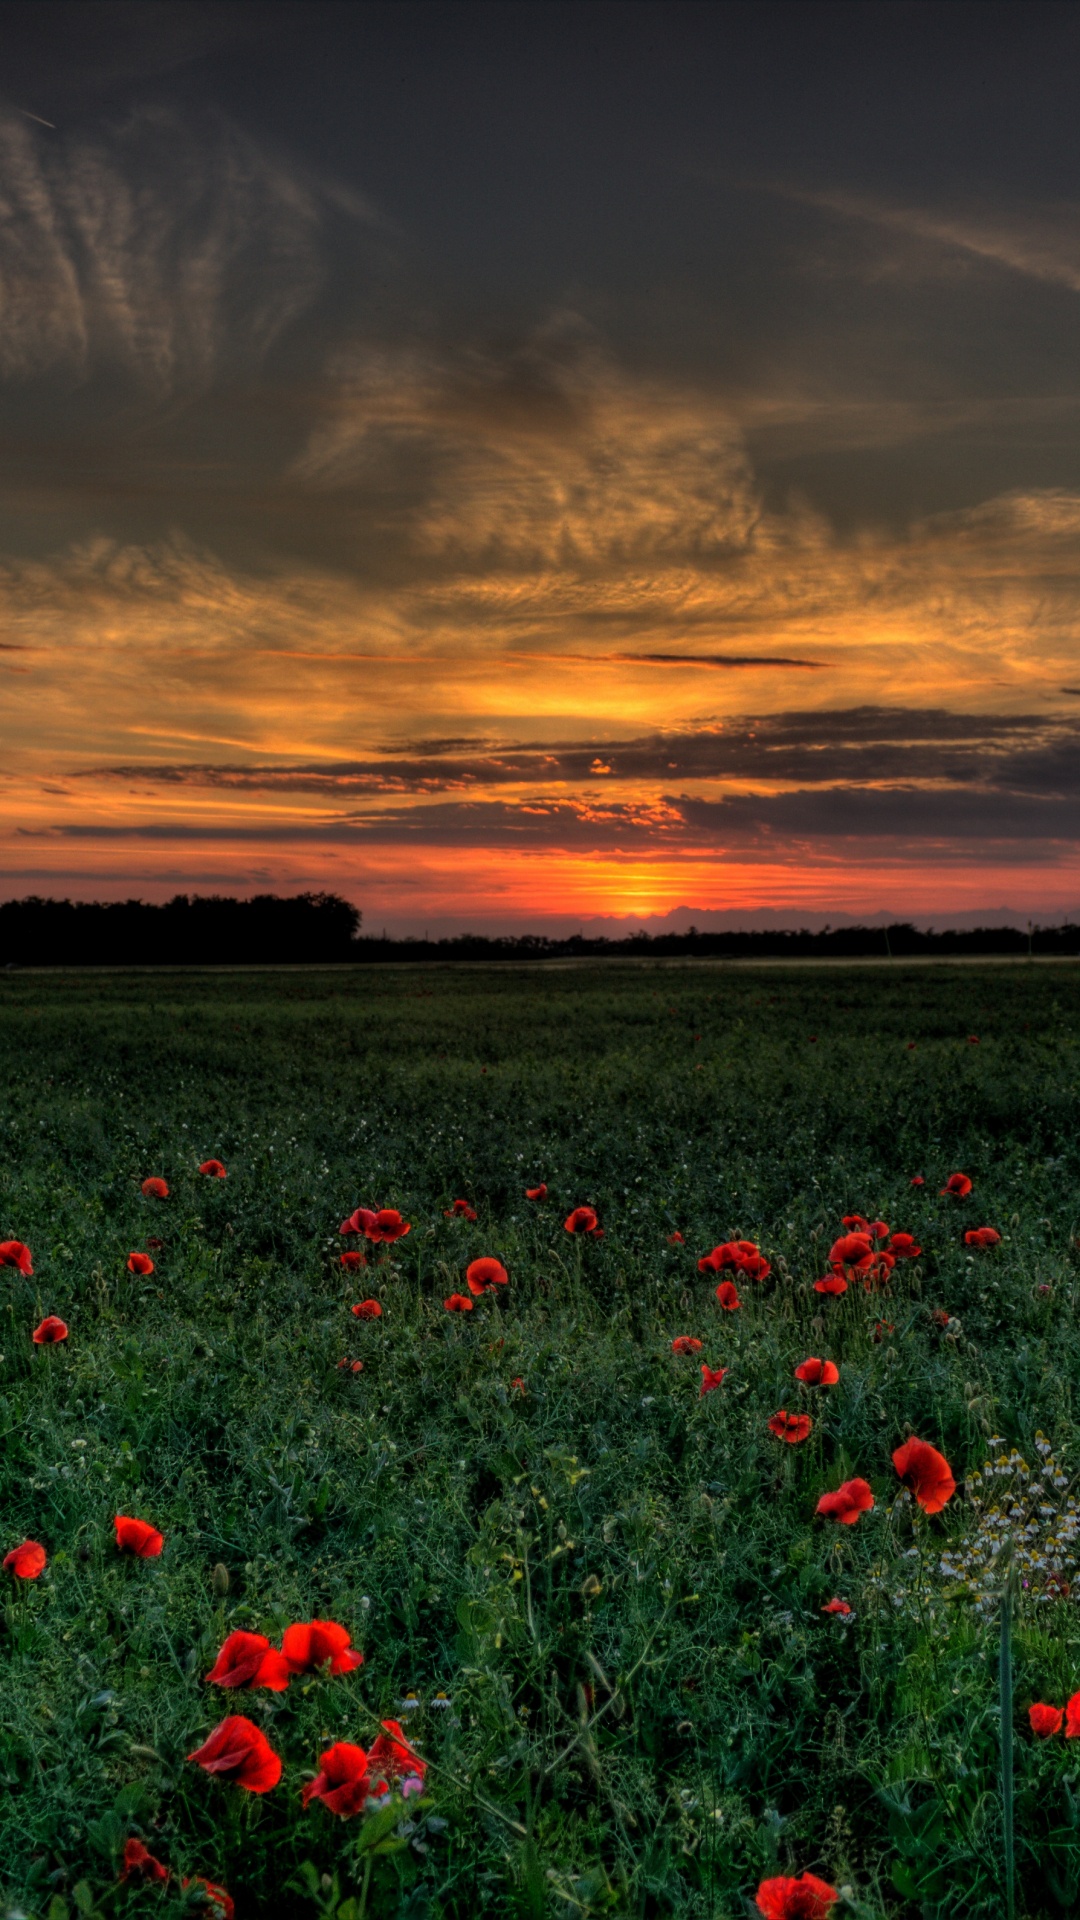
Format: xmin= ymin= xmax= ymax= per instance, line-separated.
xmin=2 ymin=962 xmax=1080 ymax=1919
xmin=2 ymin=893 xmax=1079 ymax=967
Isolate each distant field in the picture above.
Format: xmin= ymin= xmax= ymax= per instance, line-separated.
xmin=2 ymin=963 xmax=1080 ymax=1920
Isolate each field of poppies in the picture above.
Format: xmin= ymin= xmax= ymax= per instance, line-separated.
xmin=3 ymin=958 xmax=1080 ymax=1920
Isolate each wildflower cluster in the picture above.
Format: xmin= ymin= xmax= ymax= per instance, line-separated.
xmin=938 ymin=1432 xmax=1078 ymax=1613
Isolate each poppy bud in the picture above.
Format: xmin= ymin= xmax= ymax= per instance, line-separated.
xmin=212 ymin=1562 xmax=230 ymax=1596
xmin=580 ymin=1573 xmax=602 ymax=1600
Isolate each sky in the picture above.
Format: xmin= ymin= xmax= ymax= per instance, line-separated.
xmin=2 ymin=0 xmax=1080 ymax=934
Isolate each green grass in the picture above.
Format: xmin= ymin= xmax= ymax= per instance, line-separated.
xmin=2 ymin=960 xmax=1080 ymax=1920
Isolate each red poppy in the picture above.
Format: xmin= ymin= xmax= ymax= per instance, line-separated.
xmin=842 ymin=1214 xmax=888 ymax=1239
xmin=147 ymin=1237 xmax=164 ymax=1250
xmin=964 ymin=1227 xmax=1001 ymax=1249
xmin=755 ymin=1873 xmax=838 ymax=1919
xmin=281 ymin=1619 xmax=363 ymax=1677
xmin=698 ymin=1239 xmax=770 ymax=1279
xmin=119 ymin=1838 xmax=169 ymax=1885
xmin=888 ymin=1232 xmax=921 ymax=1258
xmin=302 ymin=1739 xmax=375 ymax=1817
xmin=114 ymin=1514 xmax=164 ymax=1557
xmin=794 ymin=1357 xmax=839 ymax=1386
xmin=968 ymin=1034 xmax=980 ymax=1044
xmin=141 ymin=1177 xmax=169 ymax=1199
xmin=466 ymin=1256 xmax=508 ymax=1295
xmin=671 ymin=1336 xmax=703 ymax=1355
xmin=367 ymin=1717 xmax=427 ymax=1787
xmin=816 ymin=1478 xmax=874 ymax=1525
xmin=187 ymin=1715 xmax=281 ymax=1792
xmin=892 ymin=1437 xmax=956 ymax=1514
xmin=931 ymin=1308 xmax=950 ymax=1330
xmin=511 ymin=1375 xmax=526 ymax=1394
xmin=565 ymin=1206 xmax=599 ymax=1234
xmin=1065 ymin=1692 xmax=1080 ymax=1738
xmin=1030 ymin=1702 xmax=1064 ymax=1737
xmin=740 ymin=1250 xmax=772 ymax=1281
xmin=199 ymin=1160 xmax=227 ymax=1178
xmin=700 ymin=1364 xmax=727 ymax=1396
xmin=906 ymin=1041 xmax=916 ymax=1050
xmin=351 ymin=1359 xmax=363 ymax=1372
xmin=668 ymin=1231 xmax=685 ymax=1244
xmin=872 ymin=1320 xmax=895 ymax=1343
xmin=351 ymin=1298 xmax=383 ymax=1319
xmin=369 ymin=1208 xmax=411 ymax=1243
xmin=3 ymin=1539 xmax=46 ymax=1579
xmin=910 ymin=1174 xmax=925 ymax=1186
xmin=32 ymin=1315 xmax=68 ymax=1344
xmin=941 ymin=1172 xmax=972 ymax=1198
xmin=860 ymin=1251 xmax=896 ymax=1293
xmin=127 ymin=1251 xmax=154 ymax=1275
xmin=821 ymin=1598 xmax=851 ymax=1616
xmin=341 ymin=1250 xmax=367 ymax=1271
xmin=340 ymin=1207 xmax=378 ymax=1236
xmin=205 ymin=1631 xmax=289 ymax=1692
xmin=445 ymin=1199 xmax=477 ymax=1221
xmin=444 ymin=1293 xmax=473 ymax=1311
xmin=827 ymin=1232 xmax=874 ymax=1270
xmin=813 ymin=1274 xmax=847 ymax=1296
xmin=715 ymin=1280 xmax=741 ymax=1310
xmin=526 ymin=1184 xmax=548 ymax=1200
xmin=0 ymin=1240 xmax=32 ymax=1275
xmin=181 ymin=1879 xmax=235 ymax=1920
xmin=768 ymin=1410 xmax=812 ymax=1444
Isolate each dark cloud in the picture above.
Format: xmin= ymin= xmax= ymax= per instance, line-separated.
xmin=76 ymin=708 xmax=1080 ymax=799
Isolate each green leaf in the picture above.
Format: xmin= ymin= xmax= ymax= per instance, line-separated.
xmin=72 ymin=1885 xmax=95 ymax=1918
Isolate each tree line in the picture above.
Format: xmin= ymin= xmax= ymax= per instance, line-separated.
xmin=0 ymin=894 xmax=1078 ymax=965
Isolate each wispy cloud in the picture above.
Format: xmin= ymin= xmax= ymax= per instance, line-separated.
xmin=0 ymin=107 xmax=375 ymax=394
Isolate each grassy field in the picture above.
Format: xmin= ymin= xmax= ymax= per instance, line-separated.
xmin=3 ymin=960 xmax=1080 ymax=1920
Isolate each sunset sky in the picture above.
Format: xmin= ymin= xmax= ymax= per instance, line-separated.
xmin=2 ymin=0 xmax=1080 ymax=933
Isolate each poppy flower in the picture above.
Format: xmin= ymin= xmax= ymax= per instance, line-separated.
xmin=466 ymin=1256 xmax=508 ymax=1295
xmin=565 ymin=1206 xmax=599 ymax=1235
xmin=444 ymin=1293 xmax=473 ymax=1311
xmin=860 ymin=1251 xmax=895 ymax=1293
xmin=526 ymin=1184 xmax=548 ymax=1200
xmin=341 ymin=1250 xmax=367 ymax=1271
xmin=511 ymin=1375 xmax=526 ymax=1394
xmin=0 ymin=1240 xmax=32 ymax=1275
xmin=302 ymin=1740 xmax=375 ymax=1816
xmin=768 ymin=1410 xmax=812 ymax=1445
xmin=350 ymin=1359 xmax=363 ymax=1373
xmin=445 ymin=1199 xmax=477 ymax=1221
xmin=1030 ymin=1702 xmax=1064 ymax=1737
xmin=827 ymin=1232 xmax=874 ymax=1270
xmin=147 ymin=1236 xmax=164 ymax=1250
xmin=941 ymin=1172 xmax=972 ymax=1198
xmin=340 ymin=1207 xmax=377 ymax=1236
xmin=205 ymin=1631 xmax=290 ymax=1692
xmin=700 ymin=1364 xmax=727 ymax=1396
xmin=964 ymin=1227 xmax=1001 ymax=1249
xmin=4 ymin=1539 xmax=46 ymax=1579
xmin=367 ymin=1717 xmax=427 ymax=1787
xmin=755 ymin=1872 xmax=838 ymax=1919
xmin=186 ymin=1714 xmax=281 ymax=1792
xmin=32 ymin=1315 xmax=68 ymax=1344
xmin=887 ymin=1232 xmax=921 ymax=1258
xmin=910 ymin=1174 xmax=925 ymax=1187
xmin=872 ymin=1320 xmax=895 ymax=1343
xmin=199 ymin=1160 xmax=227 ymax=1178
xmin=739 ymin=1250 xmax=772 ymax=1281
xmin=181 ymin=1879 xmax=235 ymax=1920
xmin=281 ymin=1619 xmax=363 ymax=1677
xmin=968 ymin=1034 xmax=980 ymax=1044
xmin=114 ymin=1514 xmax=164 ymax=1558
xmin=668 ymin=1231 xmax=685 ymax=1244
xmin=892 ymin=1437 xmax=956 ymax=1514
xmin=351 ymin=1298 xmax=383 ymax=1319
xmin=715 ymin=1280 xmax=741 ymax=1310
xmin=821 ymin=1598 xmax=851 ymax=1616
xmin=369 ymin=1208 xmax=411 ymax=1243
xmin=794 ymin=1357 xmax=839 ymax=1386
xmin=813 ymin=1274 xmax=847 ymax=1296
xmin=842 ymin=1214 xmax=887 ymax=1239
xmin=1065 ymin=1693 xmax=1080 ymax=1738
xmin=671 ymin=1335 xmax=703 ymax=1355
xmin=141 ymin=1177 xmax=169 ymax=1199
xmin=816 ymin=1478 xmax=874 ymax=1525
xmin=119 ymin=1838 xmax=169 ymax=1885
xmin=127 ymin=1251 xmax=154 ymax=1275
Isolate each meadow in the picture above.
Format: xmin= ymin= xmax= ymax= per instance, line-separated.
xmin=2 ymin=959 xmax=1080 ymax=1920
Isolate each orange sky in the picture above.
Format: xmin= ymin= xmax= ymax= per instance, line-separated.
xmin=2 ymin=10 xmax=1079 ymax=931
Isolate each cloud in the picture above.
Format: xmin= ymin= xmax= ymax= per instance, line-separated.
xmin=0 ymin=106 xmax=373 ymax=395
